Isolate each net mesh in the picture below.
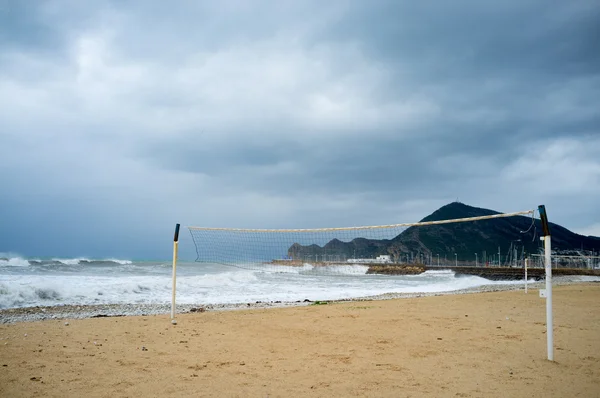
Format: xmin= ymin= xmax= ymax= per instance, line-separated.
xmin=529 ymin=254 xmax=600 ymax=269
xmin=188 ymin=210 xmax=536 ymax=275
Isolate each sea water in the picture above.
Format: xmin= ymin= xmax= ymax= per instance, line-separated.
xmin=0 ymin=255 xmax=546 ymax=310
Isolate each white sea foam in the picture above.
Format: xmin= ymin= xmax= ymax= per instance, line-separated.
xmin=0 ymin=262 xmax=539 ymax=309
xmin=50 ymin=257 xmax=133 ymax=265
xmin=104 ymin=258 xmax=133 ymax=265
xmin=51 ymin=257 xmax=89 ymax=265
xmin=421 ymin=269 xmax=455 ymax=276
xmin=2 ymin=258 xmax=595 ymax=310
xmin=253 ymin=263 xmax=313 ymax=274
xmin=0 ymin=271 xmax=260 ymax=308
xmin=0 ymin=255 xmax=134 ymax=267
xmin=0 ymin=257 xmax=30 ymax=267
xmin=565 ymin=275 xmax=600 ymax=282
xmin=302 ymin=264 xmax=369 ymax=276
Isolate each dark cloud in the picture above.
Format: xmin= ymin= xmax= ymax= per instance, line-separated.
xmin=330 ymin=1 xmax=600 ymax=77
xmin=0 ymin=2 xmax=60 ymax=51
xmin=0 ymin=1 xmax=599 ymax=258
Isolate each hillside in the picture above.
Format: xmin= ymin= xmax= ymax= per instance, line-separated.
xmin=287 ymin=202 xmax=600 ymax=264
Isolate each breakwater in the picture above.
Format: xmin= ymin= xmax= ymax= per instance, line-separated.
xmin=268 ymin=260 xmax=600 ymax=281
xmin=366 ymin=264 xmax=425 ymax=275
xmin=423 ymin=266 xmax=600 ymax=281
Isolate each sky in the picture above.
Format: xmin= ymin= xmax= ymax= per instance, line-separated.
xmin=1 ymin=0 xmax=599 ymax=260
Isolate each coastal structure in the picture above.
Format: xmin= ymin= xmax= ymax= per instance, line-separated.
xmin=347 ymin=254 xmax=392 ymax=264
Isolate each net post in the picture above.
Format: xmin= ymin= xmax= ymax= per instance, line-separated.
xmin=171 ymin=224 xmax=181 ymax=322
xmin=524 ymin=258 xmax=528 ymax=294
xmin=538 ymin=205 xmax=553 ymax=361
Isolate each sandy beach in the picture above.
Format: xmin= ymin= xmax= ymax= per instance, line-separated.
xmin=1 ymin=283 xmax=599 ymax=397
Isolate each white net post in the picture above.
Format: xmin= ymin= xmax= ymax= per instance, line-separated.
xmin=524 ymin=258 xmax=528 ymax=294
xmin=538 ymin=205 xmax=553 ymax=361
xmin=171 ymin=224 xmax=180 ymax=323
xmin=544 ymin=235 xmax=553 ymax=361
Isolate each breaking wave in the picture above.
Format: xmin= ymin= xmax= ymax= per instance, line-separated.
xmin=0 ymin=256 xmax=132 ymax=267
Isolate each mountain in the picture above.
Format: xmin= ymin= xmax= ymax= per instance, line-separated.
xmin=287 ymin=202 xmax=600 ymax=264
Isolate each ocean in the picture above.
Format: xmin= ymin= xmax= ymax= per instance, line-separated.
xmin=0 ymin=256 xmax=532 ymax=310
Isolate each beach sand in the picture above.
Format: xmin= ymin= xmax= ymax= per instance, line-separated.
xmin=1 ymin=284 xmax=599 ymax=397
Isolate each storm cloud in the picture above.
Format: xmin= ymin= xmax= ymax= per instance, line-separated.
xmin=1 ymin=0 xmax=599 ymax=259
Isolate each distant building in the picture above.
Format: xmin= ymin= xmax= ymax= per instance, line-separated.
xmin=376 ymin=255 xmax=392 ymax=263
xmin=347 ymin=255 xmax=392 ymax=264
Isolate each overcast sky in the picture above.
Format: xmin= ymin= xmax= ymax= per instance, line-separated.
xmin=1 ymin=0 xmax=599 ymax=260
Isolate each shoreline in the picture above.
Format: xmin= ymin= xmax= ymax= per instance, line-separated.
xmin=2 ymin=276 xmax=597 ymax=324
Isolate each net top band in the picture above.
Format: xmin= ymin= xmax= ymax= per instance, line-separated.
xmin=188 ymin=209 xmax=535 ymax=233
